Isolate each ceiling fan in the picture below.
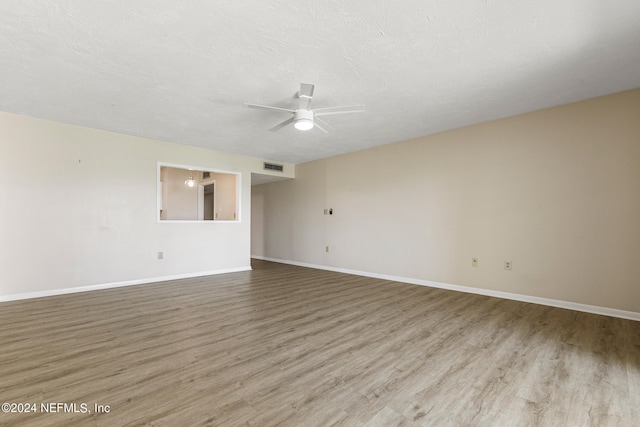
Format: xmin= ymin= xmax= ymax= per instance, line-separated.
xmin=246 ymin=83 xmax=364 ymax=133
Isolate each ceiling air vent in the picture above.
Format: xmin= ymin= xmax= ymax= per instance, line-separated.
xmin=264 ymin=162 xmax=284 ymax=172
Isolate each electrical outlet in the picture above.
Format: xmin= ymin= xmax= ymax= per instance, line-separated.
xmin=504 ymin=260 xmax=512 ymax=270
xmin=472 ymin=258 xmax=478 ymax=267
xmin=157 ymin=251 xmax=164 ymax=260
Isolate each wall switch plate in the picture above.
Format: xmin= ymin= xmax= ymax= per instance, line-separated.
xmin=157 ymin=251 xmax=164 ymax=260
xmin=472 ymin=258 xmax=478 ymax=267
xmin=324 ymin=209 xmax=328 ymax=215
xmin=504 ymin=260 xmax=512 ymax=270
xmin=326 ymin=246 xmax=329 ymax=253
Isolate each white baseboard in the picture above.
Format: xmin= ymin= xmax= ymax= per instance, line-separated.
xmin=251 ymin=255 xmax=640 ymax=322
xmin=0 ymin=266 xmax=252 ymax=303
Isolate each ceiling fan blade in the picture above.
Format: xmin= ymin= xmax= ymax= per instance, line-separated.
xmin=314 ymin=116 xmax=334 ymax=132
xmin=313 ymin=120 xmax=329 ymax=134
xmin=268 ymin=117 xmax=295 ymax=132
xmin=246 ymin=103 xmax=296 ymax=113
xmin=298 ymin=83 xmax=314 ymax=110
xmin=314 ymin=105 xmax=365 ymax=116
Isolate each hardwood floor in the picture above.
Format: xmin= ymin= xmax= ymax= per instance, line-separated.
xmin=1 ymin=259 xmax=639 ymax=426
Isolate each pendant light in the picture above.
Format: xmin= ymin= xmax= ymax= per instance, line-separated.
xmin=185 ymin=171 xmax=197 ymax=188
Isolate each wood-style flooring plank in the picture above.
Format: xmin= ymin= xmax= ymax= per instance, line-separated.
xmin=1 ymin=259 xmax=639 ymax=426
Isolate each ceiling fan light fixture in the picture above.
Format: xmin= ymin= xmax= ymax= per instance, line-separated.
xmin=246 ymin=83 xmax=364 ymax=134
xmin=293 ymin=109 xmax=314 ymax=131
xmin=294 ymin=118 xmax=314 ymax=131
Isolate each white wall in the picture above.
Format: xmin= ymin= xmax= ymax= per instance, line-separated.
xmin=252 ymin=89 xmax=640 ymax=314
xmin=0 ymin=112 xmax=293 ymax=299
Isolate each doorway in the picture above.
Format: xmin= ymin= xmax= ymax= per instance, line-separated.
xmin=203 ymin=183 xmax=215 ymax=220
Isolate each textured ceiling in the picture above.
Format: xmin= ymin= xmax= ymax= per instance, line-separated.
xmin=1 ymin=1 xmax=639 ymax=165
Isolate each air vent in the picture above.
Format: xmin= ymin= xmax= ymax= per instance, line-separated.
xmin=202 ymin=171 xmax=210 ymax=179
xmin=264 ymin=162 xmax=284 ymax=172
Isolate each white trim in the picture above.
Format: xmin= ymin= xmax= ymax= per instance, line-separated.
xmin=0 ymin=266 xmax=252 ymax=303
xmin=251 ymin=256 xmax=640 ymax=322
xmin=158 ymin=161 xmax=240 ymax=176
xmin=155 ymin=220 xmax=241 ymax=224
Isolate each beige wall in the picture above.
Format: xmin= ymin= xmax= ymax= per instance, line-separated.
xmin=252 ymin=89 xmax=640 ymax=313
xmin=0 ymin=112 xmax=293 ymax=298
xmin=211 ymin=172 xmax=237 ymax=220
xmin=162 ymin=167 xmax=199 ymax=220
